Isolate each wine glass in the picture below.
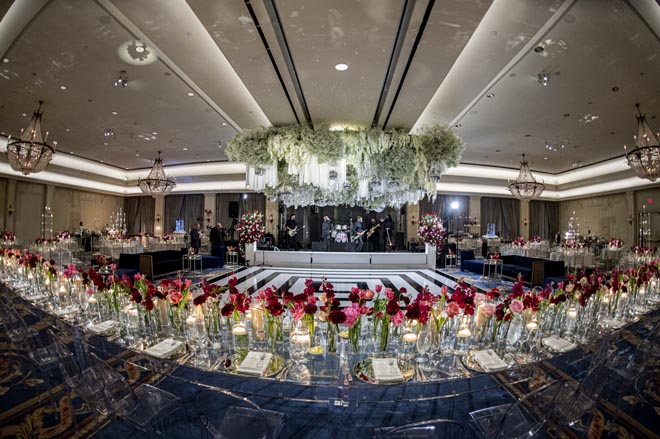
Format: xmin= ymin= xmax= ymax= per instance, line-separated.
xmin=416 ymin=326 xmax=433 ymax=371
xmin=78 ymin=289 xmax=90 ymax=325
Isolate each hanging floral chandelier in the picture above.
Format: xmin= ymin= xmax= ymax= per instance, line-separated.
xmin=624 ymin=104 xmax=660 ymax=182
xmin=227 ymin=124 xmax=464 ymax=210
xmin=6 ymin=101 xmax=56 ymax=175
xmin=138 ymin=151 xmax=176 ymax=195
xmin=507 ymin=154 xmax=545 ymax=200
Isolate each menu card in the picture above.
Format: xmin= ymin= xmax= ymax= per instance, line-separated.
xmin=236 ymin=351 xmax=272 ymax=376
xmin=473 ymin=349 xmax=508 ymax=372
xmin=144 ymin=338 xmax=184 ymax=359
xmin=88 ymin=320 xmax=118 ymax=335
xmin=542 ymin=335 xmax=577 ymax=353
xmin=371 ymin=358 xmax=404 ymax=384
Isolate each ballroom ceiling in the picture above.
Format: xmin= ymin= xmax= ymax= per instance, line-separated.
xmin=0 ymin=0 xmax=658 ymax=174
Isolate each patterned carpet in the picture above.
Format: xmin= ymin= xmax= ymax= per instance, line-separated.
xmin=2 ymin=275 xmax=660 ymax=438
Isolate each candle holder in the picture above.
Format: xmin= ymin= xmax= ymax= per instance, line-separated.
xmin=288 ymin=321 xmax=311 ymax=382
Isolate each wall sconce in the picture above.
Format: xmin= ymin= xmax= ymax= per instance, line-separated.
xmin=268 ymin=214 xmax=274 ymax=224
xmin=410 ymin=215 xmax=417 ymax=225
xmin=628 ymin=215 xmax=634 ymax=225
xmin=523 ymin=218 xmax=528 ymax=227
xmin=155 ymin=213 xmax=161 ymax=222
xmin=7 ymin=204 xmax=14 ymax=216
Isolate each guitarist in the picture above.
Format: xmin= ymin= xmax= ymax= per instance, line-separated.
xmin=368 ymin=217 xmax=381 ymax=252
xmin=353 ymin=215 xmax=364 ymax=252
xmin=285 ymin=213 xmax=298 ymax=250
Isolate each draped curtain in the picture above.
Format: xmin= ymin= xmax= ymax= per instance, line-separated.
xmin=164 ymin=194 xmax=204 ymax=233
xmin=215 ymin=193 xmax=266 ymax=230
xmin=419 ymin=195 xmax=470 ymax=218
xmin=529 ymin=200 xmax=560 ymax=240
xmin=480 ymin=197 xmax=520 ymax=240
xmin=123 ymin=196 xmax=155 ymax=235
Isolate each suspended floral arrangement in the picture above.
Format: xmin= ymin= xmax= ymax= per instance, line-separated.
xmin=226 ymin=124 xmax=464 ymax=210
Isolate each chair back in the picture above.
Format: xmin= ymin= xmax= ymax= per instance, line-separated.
xmin=495 ymin=380 xmax=562 ymax=439
xmin=374 ymin=419 xmax=464 ymax=438
xmin=89 ymin=353 xmax=139 ymax=417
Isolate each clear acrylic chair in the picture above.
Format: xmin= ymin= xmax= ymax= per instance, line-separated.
xmin=607 ymin=321 xmax=660 ymax=380
xmin=192 ymin=388 xmax=286 ymax=439
xmin=554 ymin=337 xmax=610 ymax=426
xmin=468 ymin=379 xmax=562 ymax=439
xmin=89 ymin=353 xmax=181 ymax=434
xmin=373 ymin=419 xmax=464 ymax=438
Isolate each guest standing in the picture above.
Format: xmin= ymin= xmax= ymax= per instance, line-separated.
xmin=190 ymin=223 xmax=201 ymax=254
xmin=209 ymin=222 xmax=226 ymax=262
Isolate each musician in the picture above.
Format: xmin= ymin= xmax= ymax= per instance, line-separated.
xmin=381 ymin=214 xmax=394 ymax=252
xmin=285 ymin=214 xmax=298 ymax=250
xmin=368 ymin=217 xmax=381 ymax=252
xmin=321 ymin=215 xmax=332 ymax=251
xmin=353 ymin=215 xmax=364 ymax=252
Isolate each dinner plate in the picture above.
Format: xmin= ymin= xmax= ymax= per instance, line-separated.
xmin=352 ymin=358 xmax=414 ymax=385
xmin=221 ymin=352 xmax=285 ymax=378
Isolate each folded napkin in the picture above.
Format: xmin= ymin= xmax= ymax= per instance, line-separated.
xmin=542 ymin=335 xmax=577 ymax=353
xmin=88 ymin=320 xmax=119 ymax=335
xmin=53 ymin=305 xmax=78 ymax=317
xmin=371 ymin=358 xmax=404 ymax=384
xmin=599 ymin=317 xmax=626 ymax=330
xmin=144 ymin=338 xmax=184 ymax=359
xmin=236 ymin=351 xmax=272 ymax=376
xmin=473 ymin=349 xmax=509 ymax=372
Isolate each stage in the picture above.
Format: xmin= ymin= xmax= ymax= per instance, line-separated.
xmin=246 ymin=243 xmax=436 ymax=269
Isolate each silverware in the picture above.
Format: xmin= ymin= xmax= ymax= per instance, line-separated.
xmin=276 ymin=361 xmax=292 ymax=381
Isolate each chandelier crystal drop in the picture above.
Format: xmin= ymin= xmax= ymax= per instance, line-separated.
xmin=6 ymin=101 xmax=56 ymax=175
xmin=624 ymin=104 xmax=660 ymax=182
xmin=138 ymin=151 xmax=176 ymax=195
xmin=507 ymin=154 xmax=545 ymax=200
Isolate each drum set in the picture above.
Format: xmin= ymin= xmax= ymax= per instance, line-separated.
xmin=331 ymin=224 xmax=349 ymax=243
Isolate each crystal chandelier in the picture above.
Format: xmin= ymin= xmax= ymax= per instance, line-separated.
xmin=624 ymin=104 xmax=660 ymax=182
xmin=507 ymin=154 xmax=545 ymax=200
xmin=138 ymin=151 xmax=176 ymax=195
xmin=6 ymin=101 xmax=56 ymax=175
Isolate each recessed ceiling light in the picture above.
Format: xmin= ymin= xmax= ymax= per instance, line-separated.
xmin=65 ymin=128 xmax=70 ymax=132
xmin=486 ymin=93 xmax=495 ymax=98
xmin=534 ymin=46 xmax=544 ymax=53
xmin=70 ymin=151 xmax=74 ymax=155
xmin=135 ymin=45 xmax=145 ymax=53
xmin=135 ymin=153 xmax=140 ymax=157
xmin=612 ymin=86 xmax=619 ymax=92
xmin=544 ymin=157 xmax=548 ymax=160
xmin=187 ymin=92 xmax=195 ymax=97
xmin=111 ymin=111 xmax=118 ymax=115
xmin=222 ymin=122 xmax=227 ymax=126
xmin=21 ymin=113 xmax=27 ymax=117
xmin=59 ymin=85 xmax=68 ymax=90
xmin=100 ymin=160 xmax=104 ymax=163
xmin=454 ymin=124 xmax=462 ymax=128
xmin=2 ymin=57 xmax=9 ymax=63
xmin=103 ymin=142 xmax=108 ymax=146
xmin=206 ymin=159 xmax=210 ymax=162
xmin=152 ymin=132 xmax=157 ymax=135
xmin=334 ymin=63 xmax=349 ymax=71
xmin=183 ymin=147 xmax=188 ymax=151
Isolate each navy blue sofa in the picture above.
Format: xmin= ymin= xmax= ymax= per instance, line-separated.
xmin=459 ymin=250 xmax=565 ymax=287
xmin=116 ymin=250 xmax=223 ymax=280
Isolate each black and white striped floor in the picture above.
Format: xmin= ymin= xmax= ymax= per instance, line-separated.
xmin=205 ymin=267 xmax=462 ymax=304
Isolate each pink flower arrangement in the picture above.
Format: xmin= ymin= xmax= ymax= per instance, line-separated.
xmin=238 ymin=211 xmax=266 ymax=254
xmin=417 ymin=213 xmax=446 ymax=247
xmin=509 ymin=299 xmax=524 ymax=314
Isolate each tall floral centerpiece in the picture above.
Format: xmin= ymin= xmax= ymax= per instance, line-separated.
xmin=371 ymin=285 xmax=405 ymax=351
xmin=257 ymin=285 xmax=286 ymax=350
xmin=161 ymin=278 xmax=192 ymax=337
xmin=237 ymin=211 xmax=266 ymax=255
xmin=417 ymin=213 xmax=445 ymax=247
xmin=513 ymin=237 xmax=526 ymax=247
xmin=1 ymin=231 xmax=15 ymax=245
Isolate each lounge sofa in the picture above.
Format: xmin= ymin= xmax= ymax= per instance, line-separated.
xmin=139 ymin=250 xmax=224 ymax=279
xmin=460 ymin=250 xmax=565 ymax=287
xmin=114 ymin=253 xmax=140 ymax=278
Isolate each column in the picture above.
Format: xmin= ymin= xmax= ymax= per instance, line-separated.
xmin=469 ymin=196 xmax=481 ymax=235
xmin=154 ymin=196 xmax=164 ymax=236
xmin=5 ymin=179 xmax=16 ymax=231
xmin=204 ymin=193 xmax=215 ymax=231
xmin=520 ymin=200 xmax=529 ymax=239
xmin=265 ymin=199 xmax=279 ymax=236
xmin=406 ymin=202 xmax=420 ymax=246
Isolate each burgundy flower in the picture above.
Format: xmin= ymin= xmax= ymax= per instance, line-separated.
xmin=328 ymin=309 xmax=346 ymax=325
